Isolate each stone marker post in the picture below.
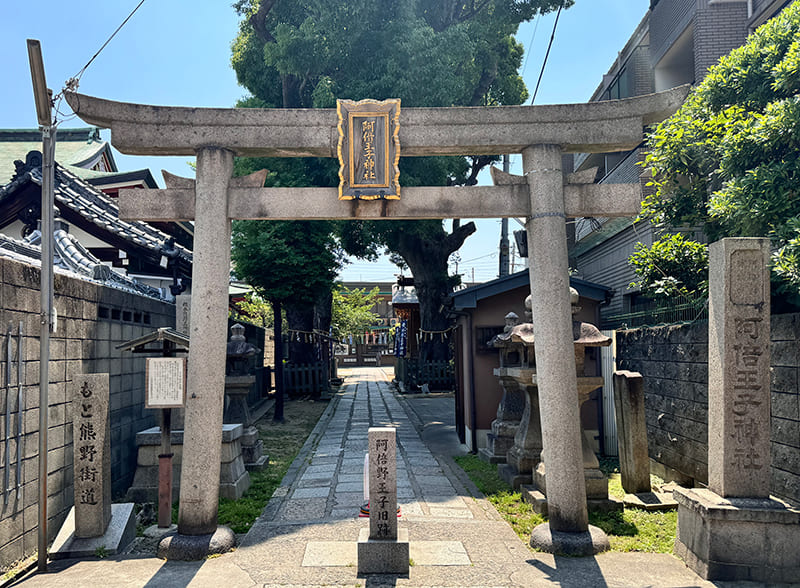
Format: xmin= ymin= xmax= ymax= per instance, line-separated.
xmin=674 ymin=237 xmax=800 ymax=583
xmin=524 ymin=144 xmax=608 ymax=556
xmin=176 ymin=294 xmax=191 ymax=336
xmin=708 ymin=238 xmax=771 ymax=497
xmin=72 ymin=374 xmax=111 ymax=538
xmin=613 ymin=370 xmax=651 ymax=494
xmin=358 ymin=427 xmax=409 ymax=574
xmin=175 ymin=148 xmax=235 ymax=540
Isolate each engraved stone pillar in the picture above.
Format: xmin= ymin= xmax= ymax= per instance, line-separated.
xmin=358 ymin=427 xmax=409 ymax=574
xmin=708 ymin=238 xmax=771 ymax=498
xmin=177 ymin=148 xmax=234 ymax=536
xmin=675 ymin=238 xmax=800 ymax=583
xmin=173 ymin=294 xmax=191 ymax=430
xmin=72 ymin=374 xmax=111 ymax=538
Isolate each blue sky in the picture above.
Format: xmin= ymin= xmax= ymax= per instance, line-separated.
xmin=1 ymin=0 xmax=649 ymax=283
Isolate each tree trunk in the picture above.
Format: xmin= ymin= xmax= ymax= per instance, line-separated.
xmin=285 ymin=301 xmax=316 ymax=364
xmin=314 ymin=290 xmax=333 ymax=381
xmin=272 ymin=299 xmax=284 ymax=423
xmin=393 ymin=222 xmax=476 ymax=362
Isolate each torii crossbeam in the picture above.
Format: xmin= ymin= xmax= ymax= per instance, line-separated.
xmin=66 ymin=86 xmax=688 ymax=558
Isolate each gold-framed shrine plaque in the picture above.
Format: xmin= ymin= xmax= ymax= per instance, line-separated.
xmin=337 ymin=98 xmax=400 ymax=200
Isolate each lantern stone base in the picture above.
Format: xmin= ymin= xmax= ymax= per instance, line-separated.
xmin=674 ymin=487 xmax=800 ymax=583
xmin=478 ymin=426 xmax=517 ymax=464
xmin=357 ymin=527 xmax=409 ymax=575
xmin=126 ymin=424 xmax=250 ymax=502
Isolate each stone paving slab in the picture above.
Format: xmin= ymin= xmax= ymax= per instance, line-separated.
xmin=12 ymin=368 xmax=731 ymax=587
xmin=301 ymin=540 xmax=471 ymax=567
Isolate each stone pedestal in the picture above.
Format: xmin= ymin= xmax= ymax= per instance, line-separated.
xmin=50 ymin=503 xmax=137 ymax=559
xmin=224 ymin=374 xmax=268 ymax=471
xmin=498 ymin=369 xmax=542 ymax=489
xmin=240 ymin=426 xmax=268 ymax=471
xmin=674 ymin=487 xmax=800 ymax=583
xmin=479 ymin=372 xmax=524 ymax=464
xmin=127 ymin=424 xmax=250 ymax=503
xmin=224 ymin=374 xmax=254 ymax=426
xmin=530 ymin=376 xmax=618 ymax=512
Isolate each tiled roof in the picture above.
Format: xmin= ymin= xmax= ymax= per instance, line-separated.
xmin=2 ymin=151 xmax=191 ymax=265
xmin=0 ymin=128 xmax=115 ymax=183
xmin=0 ymin=231 xmax=163 ymax=299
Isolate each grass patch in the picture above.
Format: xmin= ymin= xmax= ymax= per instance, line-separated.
xmin=216 ymin=397 xmax=329 ymax=534
xmin=454 ymin=455 xmax=545 ymax=538
xmin=455 ymin=454 xmax=677 ymax=554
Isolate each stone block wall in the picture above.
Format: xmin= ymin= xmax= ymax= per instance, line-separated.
xmin=0 ymin=256 xmax=173 ymax=567
xmin=617 ymin=314 xmax=800 ymax=506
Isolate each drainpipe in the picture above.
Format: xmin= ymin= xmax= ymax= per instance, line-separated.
xmin=449 ymin=309 xmax=478 ymax=453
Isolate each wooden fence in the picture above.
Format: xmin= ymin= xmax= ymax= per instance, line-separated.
xmin=283 ymin=362 xmax=329 ymax=397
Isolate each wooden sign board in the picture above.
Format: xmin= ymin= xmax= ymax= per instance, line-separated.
xmin=145 ymin=357 xmax=187 ymax=408
xmin=337 ymin=99 xmax=400 ymax=200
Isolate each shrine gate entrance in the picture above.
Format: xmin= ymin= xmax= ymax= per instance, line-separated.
xmin=66 ymin=87 xmax=687 ymax=556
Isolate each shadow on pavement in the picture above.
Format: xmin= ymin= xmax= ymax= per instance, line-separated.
xmin=530 ymin=555 xmax=609 ymax=588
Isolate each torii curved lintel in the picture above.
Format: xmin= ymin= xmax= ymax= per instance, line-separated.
xmin=65 ymin=86 xmax=690 ymax=159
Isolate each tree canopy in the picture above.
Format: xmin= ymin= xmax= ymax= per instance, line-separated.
xmin=637 ymin=3 xmax=800 ymax=302
xmin=229 ymin=0 xmax=572 ymax=360
xmin=331 ymin=286 xmax=381 ymax=340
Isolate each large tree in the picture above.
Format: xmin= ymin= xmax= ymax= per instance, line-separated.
xmin=637 ymin=3 xmax=800 ymax=306
xmin=230 ymin=0 xmax=571 ymax=360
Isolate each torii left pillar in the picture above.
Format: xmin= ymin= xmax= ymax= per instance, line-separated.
xmin=157 ymin=148 xmax=237 ymax=559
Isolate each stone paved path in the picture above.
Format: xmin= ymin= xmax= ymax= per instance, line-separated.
xmin=266 ymin=368 xmax=473 ymax=525
xmin=17 ymin=367 xmax=724 ymax=587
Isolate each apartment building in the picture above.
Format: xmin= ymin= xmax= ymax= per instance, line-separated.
xmin=572 ymin=0 xmax=793 ymax=325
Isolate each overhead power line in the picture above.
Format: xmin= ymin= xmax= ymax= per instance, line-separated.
xmin=531 ymin=0 xmax=565 ymax=105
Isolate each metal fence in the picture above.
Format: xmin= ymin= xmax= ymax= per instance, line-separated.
xmin=602 ymin=294 xmax=708 ymax=330
xmin=406 ymin=359 xmax=455 ymax=391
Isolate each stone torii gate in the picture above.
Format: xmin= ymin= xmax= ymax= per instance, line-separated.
xmin=66 ymin=87 xmax=687 ymax=558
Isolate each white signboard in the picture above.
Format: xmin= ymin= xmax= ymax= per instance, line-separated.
xmin=146 ymin=357 xmax=187 ymax=408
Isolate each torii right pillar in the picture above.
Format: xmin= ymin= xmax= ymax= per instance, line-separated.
xmin=523 ymin=144 xmax=609 ymax=556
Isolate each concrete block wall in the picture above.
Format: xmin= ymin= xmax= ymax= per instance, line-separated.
xmin=617 ymin=314 xmax=800 ymax=506
xmin=0 ymin=256 xmax=173 ymax=568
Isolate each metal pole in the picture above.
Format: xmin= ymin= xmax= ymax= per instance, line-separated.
xmin=28 ymin=38 xmax=54 ymax=572
xmin=28 ymin=39 xmax=56 ymax=572
xmin=499 ymin=155 xmax=510 ymax=277
xmin=17 ymin=321 xmax=23 ymax=502
xmin=38 ymin=124 xmax=55 ymax=571
xmin=5 ymin=323 xmax=12 ymax=504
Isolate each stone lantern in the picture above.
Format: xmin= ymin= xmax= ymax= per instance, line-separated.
xmin=224 ymin=323 xmax=267 ymax=471
xmin=479 ymin=312 xmax=526 ymax=465
xmin=529 ymin=287 xmax=619 ymax=512
xmin=492 ymin=297 xmax=543 ymax=489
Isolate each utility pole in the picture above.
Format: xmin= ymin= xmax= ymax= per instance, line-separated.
xmin=27 ymin=38 xmax=55 ymax=573
xmin=511 ymin=243 xmax=516 ymax=273
xmin=498 ymin=154 xmax=511 ymax=277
